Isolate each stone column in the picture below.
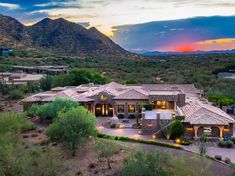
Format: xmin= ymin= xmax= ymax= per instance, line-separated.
xmin=219 ymin=126 xmax=224 ymax=139
xmin=193 ymin=126 xmax=199 ymax=138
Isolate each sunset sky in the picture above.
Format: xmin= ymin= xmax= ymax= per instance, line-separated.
xmin=1 ymin=0 xmax=235 ymax=51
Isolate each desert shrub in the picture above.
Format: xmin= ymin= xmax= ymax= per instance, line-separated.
xmin=117 ymin=114 xmax=125 ymax=119
xmin=0 ymin=112 xmax=34 ymax=134
xmin=121 ymin=150 xmax=170 ymax=176
xmin=0 ymin=132 xmax=62 ymax=176
xmin=27 ymin=98 xmax=79 ymax=120
xmin=46 ymin=107 xmax=97 ymax=156
xmin=8 ymin=89 xmax=24 ymax=100
xmin=96 ymin=140 xmax=121 ymax=169
xmin=171 ymin=120 xmax=185 ymax=139
xmin=170 ymin=154 xmax=211 ymax=176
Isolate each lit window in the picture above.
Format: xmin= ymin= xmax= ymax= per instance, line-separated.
xmin=118 ymin=105 xmax=125 ymax=113
xmin=128 ymin=104 xmax=135 ymax=113
xmin=100 ymin=95 xmax=107 ymax=101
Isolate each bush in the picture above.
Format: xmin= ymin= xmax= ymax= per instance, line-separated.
xmin=142 ymin=103 xmax=153 ymax=111
xmin=27 ymin=98 xmax=79 ymax=120
xmin=178 ymin=139 xmax=192 ymax=145
xmin=226 ymin=140 xmax=233 ymax=148
xmin=122 ymin=150 xmax=170 ymax=176
xmin=171 ymin=120 xmax=185 ymax=139
xmin=0 ymin=112 xmax=34 ymax=134
xmin=8 ymin=89 xmax=24 ymax=100
xmin=218 ymin=140 xmax=233 ymax=148
xmin=97 ymin=133 xmax=182 ymax=149
xmin=175 ymin=116 xmax=185 ymax=121
xmin=117 ymin=114 xmax=125 ymax=119
xmin=46 ymin=107 xmax=97 ymax=156
xmin=229 ymin=137 xmax=235 ymax=144
xmin=128 ymin=114 xmax=136 ymax=119
xmin=218 ymin=140 xmax=226 ymax=147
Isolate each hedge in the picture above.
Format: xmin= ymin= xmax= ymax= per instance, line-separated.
xmin=97 ymin=133 xmax=182 ymax=150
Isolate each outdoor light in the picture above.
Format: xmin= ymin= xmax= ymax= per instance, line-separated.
xmin=152 ymin=135 xmax=156 ymax=139
xmin=138 ymin=130 xmax=141 ymax=134
xmin=119 ymin=124 xmax=125 ymax=128
xmin=176 ymin=139 xmax=181 ymax=144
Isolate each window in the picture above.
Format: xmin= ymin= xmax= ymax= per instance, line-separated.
xmin=100 ymin=95 xmax=107 ymax=101
xmin=128 ymin=104 xmax=135 ymax=113
xmin=118 ymin=105 xmax=125 ymax=113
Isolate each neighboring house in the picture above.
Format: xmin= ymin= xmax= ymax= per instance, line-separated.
xmin=0 ymin=72 xmax=44 ymax=86
xmin=22 ymin=82 xmax=235 ymax=139
xmin=218 ymin=72 xmax=235 ymax=79
xmin=12 ymin=66 xmax=68 ymax=75
xmin=0 ymin=48 xmax=12 ymax=56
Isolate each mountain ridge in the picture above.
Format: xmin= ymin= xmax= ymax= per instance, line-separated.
xmin=0 ymin=14 xmax=134 ymax=58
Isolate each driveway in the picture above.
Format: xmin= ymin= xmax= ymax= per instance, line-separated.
xmin=184 ymin=145 xmax=235 ymax=163
xmin=96 ymin=117 xmax=152 ymax=140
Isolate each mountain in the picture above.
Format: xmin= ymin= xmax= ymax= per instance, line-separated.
xmin=138 ymin=49 xmax=235 ymax=56
xmin=0 ymin=14 xmax=133 ymax=58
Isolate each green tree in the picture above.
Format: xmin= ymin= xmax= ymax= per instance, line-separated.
xmin=125 ymin=79 xmax=139 ymax=84
xmin=40 ymin=75 xmax=53 ymax=91
xmin=8 ymin=89 xmax=24 ymax=100
xmin=46 ymin=107 xmax=97 ymax=156
xmin=27 ymin=98 xmax=79 ymax=120
xmin=171 ymin=120 xmax=185 ymax=139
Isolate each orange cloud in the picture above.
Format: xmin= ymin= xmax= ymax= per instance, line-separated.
xmin=195 ymin=38 xmax=235 ymax=45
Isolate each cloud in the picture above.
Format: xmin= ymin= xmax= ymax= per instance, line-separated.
xmin=0 ymin=2 xmax=20 ymax=10
xmin=195 ymin=38 xmax=235 ymax=45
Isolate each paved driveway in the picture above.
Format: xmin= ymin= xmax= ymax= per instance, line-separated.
xmin=184 ymin=145 xmax=235 ymax=163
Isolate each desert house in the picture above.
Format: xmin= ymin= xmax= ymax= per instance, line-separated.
xmin=22 ymin=82 xmax=235 ymax=139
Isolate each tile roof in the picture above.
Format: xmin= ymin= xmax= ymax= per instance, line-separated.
xmin=114 ymin=89 xmax=148 ymax=100
xmin=181 ymin=101 xmax=235 ymax=125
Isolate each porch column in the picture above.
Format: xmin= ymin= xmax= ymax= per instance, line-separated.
xmin=193 ymin=126 xmax=199 ymax=138
xmin=219 ymin=126 xmax=224 ymax=139
xmin=174 ymin=101 xmax=177 ymax=111
xmin=92 ymin=103 xmax=96 ymax=115
xmin=125 ymin=102 xmax=128 ymax=117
